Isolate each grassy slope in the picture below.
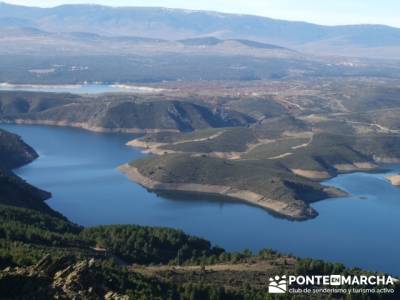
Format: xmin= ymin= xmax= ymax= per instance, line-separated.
xmin=138 ymin=128 xmax=224 ymax=143
xmin=162 ymin=127 xmax=257 ymax=153
xmin=137 ymin=127 xmax=400 ymax=172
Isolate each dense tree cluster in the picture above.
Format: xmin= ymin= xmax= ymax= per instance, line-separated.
xmin=0 ymin=203 xmax=399 ymax=299
xmin=0 ymin=204 xmax=86 ymax=266
xmin=81 ymin=225 xmax=225 ymax=265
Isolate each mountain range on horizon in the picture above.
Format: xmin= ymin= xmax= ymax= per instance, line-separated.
xmin=1 ymin=1 xmax=400 ymax=58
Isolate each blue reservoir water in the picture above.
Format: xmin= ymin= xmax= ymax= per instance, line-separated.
xmin=1 ymin=124 xmax=399 ymax=275
xmin=0 ymin=83 xmax=160 ymax=94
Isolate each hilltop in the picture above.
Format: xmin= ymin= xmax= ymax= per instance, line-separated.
xmin=1 ymin=3 xmax=400 ymax=86
xmin=1 ymin=2 xmax=400 ymax=58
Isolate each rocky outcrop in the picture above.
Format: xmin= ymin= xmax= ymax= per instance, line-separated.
xmin=333 ymin=162 xmax=378 ymax=172
xmin=291 ymin=169 xmax=331 ymax=180
xmin=0 ymin=255 xmax=129 ymax=300
xmin=292 ymin=162 xmax=379 ymax=179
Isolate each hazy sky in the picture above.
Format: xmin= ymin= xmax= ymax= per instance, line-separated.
xmin=2 ymin=0 xmax=400 ymax=27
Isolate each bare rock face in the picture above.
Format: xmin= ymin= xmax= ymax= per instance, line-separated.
xmin=0 ymin=255 xmax=129 ymax=300
xmin=105 ymin=291 xmax=130 ymax=300
xmin=387 ymin=174 xmax=400 ymax=186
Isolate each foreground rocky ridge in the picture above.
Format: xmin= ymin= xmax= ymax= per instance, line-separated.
xmin=0 ymin=255 xmax=129 ymax=300
xmin=1 ymin=208 xmax=398 ymax=300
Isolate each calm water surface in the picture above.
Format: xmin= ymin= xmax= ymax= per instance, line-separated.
xmin=2 ymin=124 xmax=400 ymax=275
xmin=0 ymin=84 xmax=160 ymax=94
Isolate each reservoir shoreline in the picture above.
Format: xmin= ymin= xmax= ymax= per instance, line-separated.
xmin=119 ymin=164 xmax=320 ymax=221
xmin=1 ymin=120 xmax=395 ymax=215
xmin=7 ymin=119 xmax=180 ymax=134
xmin=1 ymin=120 xmax=391 ymax=220
xmin=2 ymin=124 xmax=400 ymax=275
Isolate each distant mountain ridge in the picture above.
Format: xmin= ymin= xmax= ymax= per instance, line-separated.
xmin=0 ymin=2 xmax=400 ymax=58
xmin=178 ymin=37 xmax=288 ymax=50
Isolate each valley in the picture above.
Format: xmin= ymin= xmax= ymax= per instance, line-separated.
xmin=1 ymin=2 xmax=400 ymax=298
xmin=3 ymin=77 xmax=399 ymax=220
xmin=2 ymin=76 xmax=400 ymax=275
xmin=1 ymin=124 xmax=398 ymax=299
